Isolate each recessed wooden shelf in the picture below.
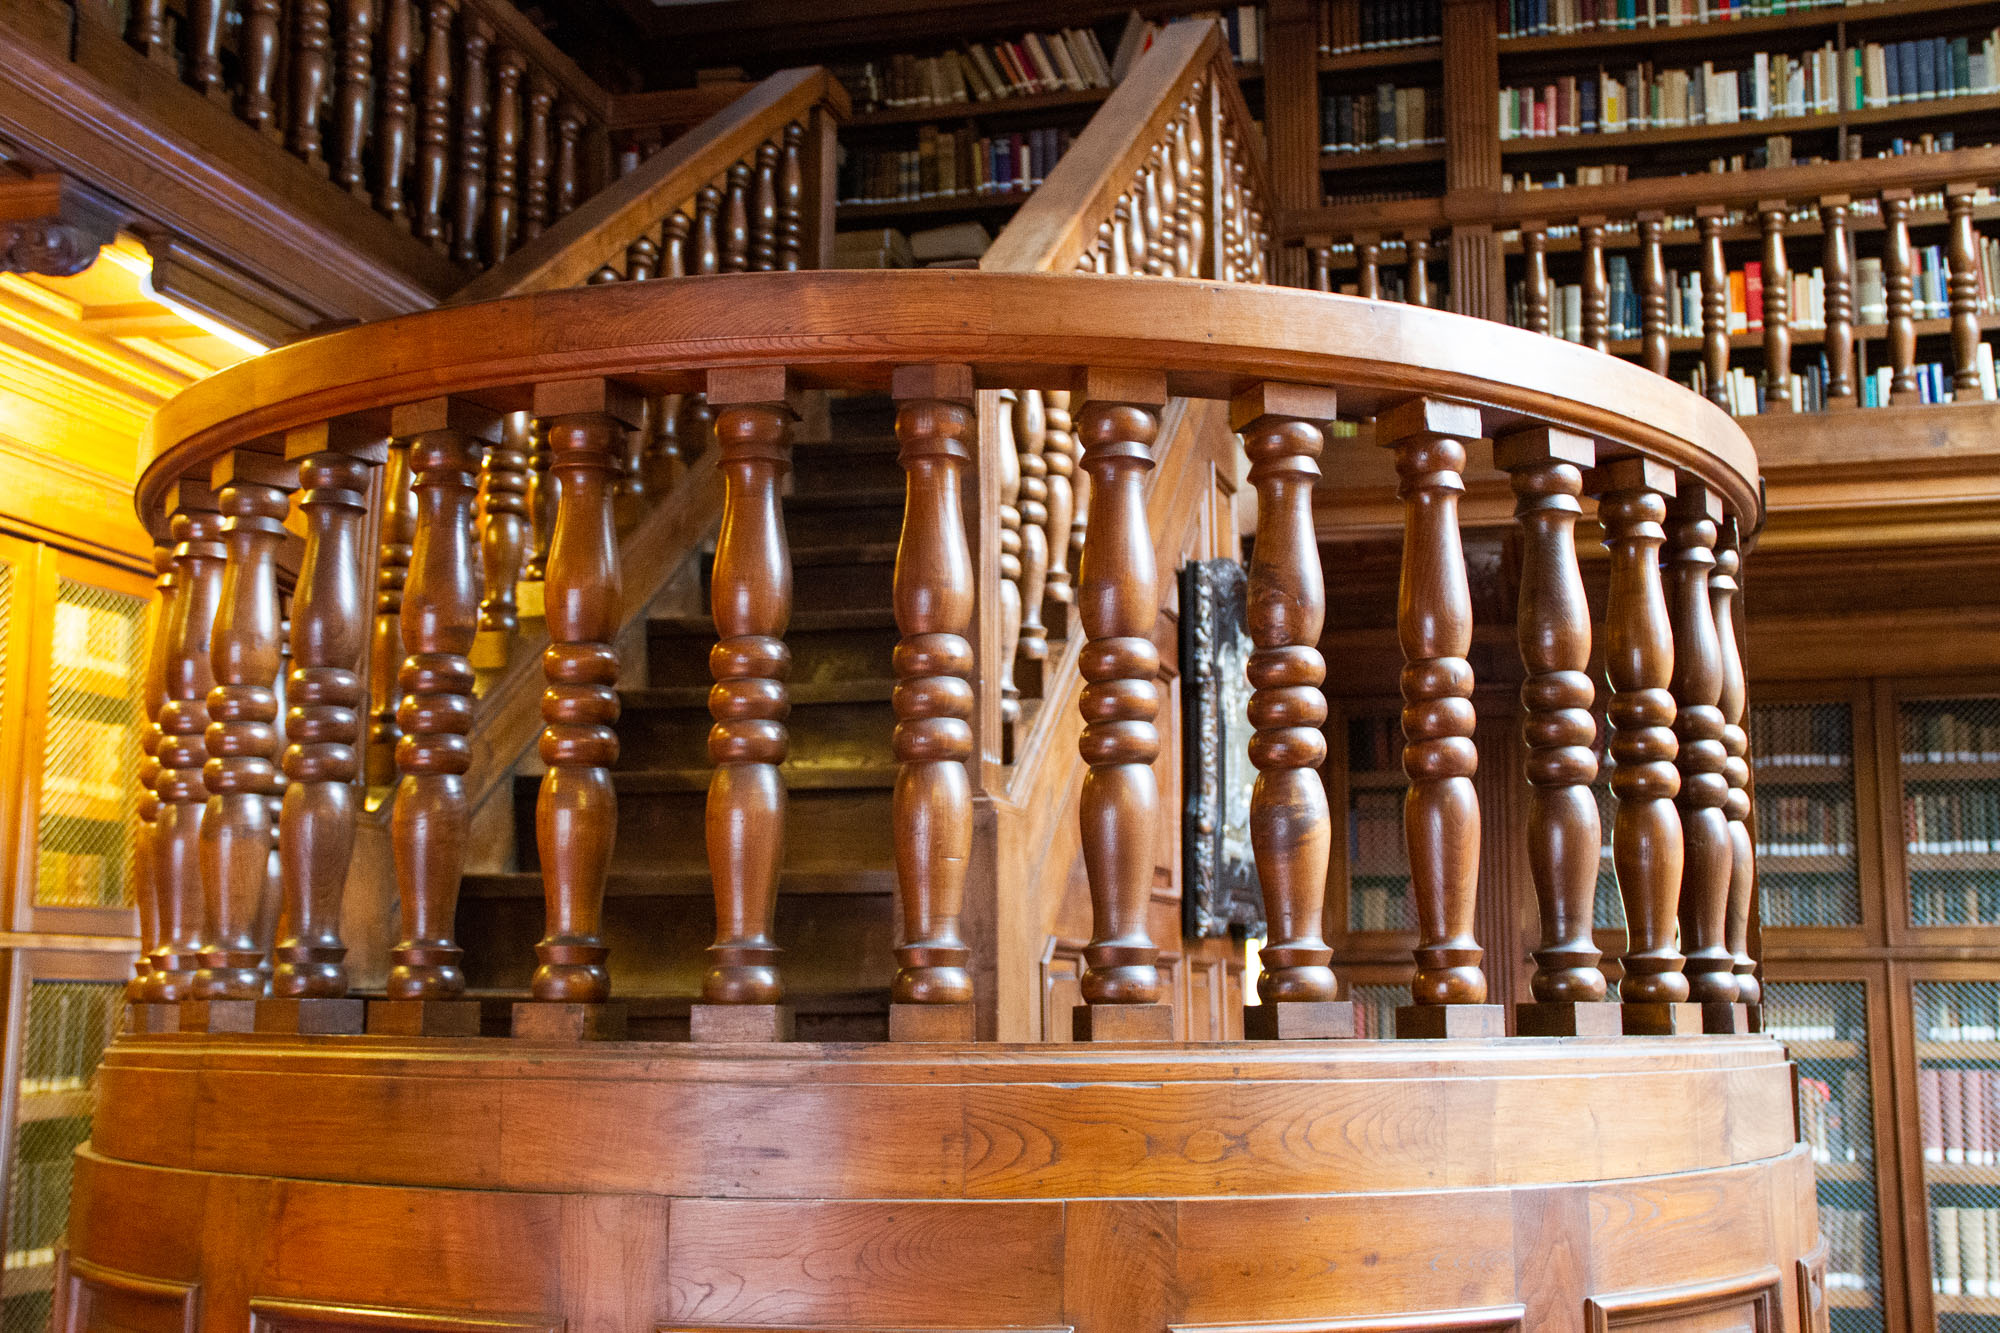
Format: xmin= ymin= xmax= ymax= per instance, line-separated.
xmin=836 ymin=188 xmax=1037 ymax=222
xmin=845 ymin=86 xmax=1110 ymax=129
xmin=1502 ymin=111 xmax=1844 ymax=157
xmin=1321 ymin=144 xmax=1446 ymax=170
xmin=1319 ymin=42 xmax=1443 ymax=74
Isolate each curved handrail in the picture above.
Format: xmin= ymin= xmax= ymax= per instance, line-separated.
xmin=137 ymin=270 xmax=1759 ymax=530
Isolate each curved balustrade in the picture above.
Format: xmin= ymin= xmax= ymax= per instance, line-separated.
xmin=126 ymin=269 xmax=1763 ymax=1042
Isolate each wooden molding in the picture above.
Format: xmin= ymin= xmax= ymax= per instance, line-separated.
xmin=248 ymin=1299 xmax=562 ymax=1333
xmin=1583 ymin=1269 xmax=1780 ymax=1333
xmin=59 ymin=1255 xmax=198 ymax=1333
xmin=1173 ymin=1309 xmax=1525 ymax=1333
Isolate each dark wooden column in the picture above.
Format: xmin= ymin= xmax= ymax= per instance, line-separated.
xmin=1947 ymin=183 xmax=1984 ymax=401
xmin=1234 ymin=383 xmax=1349 ymax=1040
xmin=693 ymin=366 xmax=797 ymax=1043
xmin=1379 ymin=399 xmax=1501 ymax=1038
xmin=287 ymin=0 xmax=333 ymax=166
xmin=376 ymin=0 xmax=417 ymax=220
xmin=1699 ymin=206 xmax=1730 ymax=409
xmin=1820 ymin=197 xmax=1857 ymax=407
xmin=1499 ymin=427 xmax=1616 ymax=1038
xmin=332 ymin=0 xmax=377 ymax=194
xmin=1882 ymin=189 xmax=1920 ymax=404
xmin=486 ymin=47 xmax=526 ymax=263
xmin=451 ymin=11 xmax=493 ymax=266
xmin=1522 ymin=223 xmax=1551 ymax=335
xmin=1069 ymin=368 xmax=1171 ymax=1043
xmin=1588 ymin=457 xmax=1695 ymax=1034
xmin=1713 ymin=520 xmax=1760 ymax=1016
xmin=415 ymin=0 xmax=457 ymax=249
xmin=517 ymin=379 xmax=639 ymax=1042
xmin=1579 ymin=217 xmax=1609 ymax=352
xmin=1758 ymin=201 xmax=1792 ymax=412
xmin=886 ymin=365 xmax=978 ymax=1043
xmin=1638 ymin=212 xmax=1669 ymax=376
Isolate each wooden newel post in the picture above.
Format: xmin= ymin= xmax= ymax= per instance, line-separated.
xmin=1500 ymin=427 xmax=1617 ymax=1038
xmin=1234 ymin=383 xmax=1351 ymax=1041
xmin=517 ymin=378 xmax=640 ymax=1042
xmin=1713 ymin=521 xmax=1761 ymax=1016
xmin=189 ymin=452 xmax=294 ymax=1031
xmin=1379 ymin=398 xmax=1502 ymax=1039
xmin=1587 ymin=457 xmax=1696 ymax=1034
xmin=1070 ymin=367 xmax=1172 ymax=1043
xmin=886 ymin=365 xmax=978 ymax=1043
xmin=373 ymin=398 xmax=492 ymax=1039
xmin=693 ymin=366 xmax=798 ymax=1043
xmin=265 ymin=423 xmax=385 ymax=1034
xmin=1667 ymin=484 xmax=1746 ymax=1032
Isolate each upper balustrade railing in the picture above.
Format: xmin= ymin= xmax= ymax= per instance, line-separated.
xmin=129 ymin=269 xmax=1765 ymax=1042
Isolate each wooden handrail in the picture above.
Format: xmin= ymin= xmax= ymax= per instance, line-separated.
xmin=451 ymin=68 xmax=850 ymax=302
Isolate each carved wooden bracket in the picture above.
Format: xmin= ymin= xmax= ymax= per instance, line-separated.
xmin=0 ymin=172 xmax=122 ymax=276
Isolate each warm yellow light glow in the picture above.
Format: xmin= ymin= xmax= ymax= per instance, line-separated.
xmin=100 ymin=236 xmax=272 ymax=358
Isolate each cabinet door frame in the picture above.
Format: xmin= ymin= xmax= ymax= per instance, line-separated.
xmin=1875 ymin=675 xmax=2000 ymax=952
xmin=0 ymin=533 xmax=40 ymax=944
xmin=1754 ymin=678 xmax=1888 ymax=951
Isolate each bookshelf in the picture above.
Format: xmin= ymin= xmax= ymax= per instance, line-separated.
xmin=1336 ymin=705 xmax=1417 ymax=939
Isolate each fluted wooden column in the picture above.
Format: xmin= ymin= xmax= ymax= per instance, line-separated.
xmin=267 ymin=426 xmax=384 ymax=1033
xmin=476 ymin=411 xmax=533 ymax=659
xmin=1699 ymin=206 xmax=1730 ymax=409
xmin=1069 ymin=368 xmax=1171 ymax=1042
xmin=886 ymin=366 xmax=978 ymax=1043
xmin=1040 ymin=390 xmax=1077 ymax=643
xmin=1234 ymin=384 xmax=1347 ymax=1041
xmin=148 ymin=500 xmax=224 ymax=1003
xmin=694 ymin=367 xmax=796 ymax=1043
xmin=374 ymin=400 xmax=490 ymax=1038
xmin=517 ymin=380 xmax=638 ymax=1042
xmin=1579 ymin=217 xmax=1609 ymax=352
xmin=415 ymin=0 xmax=456 ymax=248
xmin=1589 ymin=457 xmax=1694 ymax=1033
xmin=1523 ymin=224 xmax=1551 ymax=335
xmin=1638 ymin=212 xmax=1669 ymax=376
xmin=1759 ymin=201 xmax=1792 ymax=412
xmin=1948 ymin=183 xmax=1984 ymax=400
xmin=1014 ymin=389 xmax=1050 ymax=699
xmin=1713 ymin=522 xmax=1759 ymax=1011
xmin=191 ymin=454 xmax=293 ymax=1027
xmin=128 ymin=544 xmax=176 ymax=1017
xmin=1883 ymin=190 xmax=1919 ymax=404
xmin=367 ymin=438 xmax=416 ymax=787
xmin=1667 ymin=484 xmax=1741 ymax=1029
xmin=451 ymin=12 xmax=493 ymax=265
xmin=1379 ymin=399 xmax=1500 ymax=1038
xmin=1499 ymin=427 xmax=1615 ymax=1037
xmin=1821 ymin=196 xmax=1856 ymax=406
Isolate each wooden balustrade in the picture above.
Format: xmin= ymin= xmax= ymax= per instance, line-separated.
xmin=130 ymin=544 xmax=175 ymax=1009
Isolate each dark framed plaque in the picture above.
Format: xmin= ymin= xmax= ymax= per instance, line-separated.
xmin=1179 ymin=558 xmax=1264 ymax=941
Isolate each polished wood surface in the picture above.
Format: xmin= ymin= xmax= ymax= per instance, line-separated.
xmin=1667 ymin=485 xmax=1736 ymax=1005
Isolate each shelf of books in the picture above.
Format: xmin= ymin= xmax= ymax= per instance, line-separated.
xmin=1347 ymin=979 xmax=1408 ymax=1038
xmin=1767 ymin=980 xmax=1889 ymax=1329
xmin=1340 ymin=708 xmax=1416 ymax=940
xmin=1314 ymin=0 xmax=1443 ymax=207
xmin=1896 ymin=696 xmax=2000 ymax=930
xmin=1754 ymin=700 xmax=1868 ymax=928
xmin=1912 ymin=979 xmax=2000 ymax=1322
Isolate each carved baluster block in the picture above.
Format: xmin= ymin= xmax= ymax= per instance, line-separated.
xmin=692 ymin=367 xmax=797 ymax=1044
xmin=287 ymin=0 xmax=333 ymax=166
xmin=451 ymin=12 xmax=493 ymax=266
xmin=1234 ymin=384 xmax=1351 ymax=1041
xmin=1499 ymin=428 xmax=1619 ymax=1038
xmin=415 ymin=0 xmax=456 ymax=248
xmin=1713 ymin=520 xmax=1759 ymax=1024
xmin=1947 ymin=183 xmax=1984 ymax=400
xmin=1014 ymin=389 xmax=1051 ymax=701
xmin=1587 ymin=456 xmax=1697 ymax=1035
xmin=332 ymin=0 xmax=376 ymax=195
xmin=1638 ymin=212 xmax=1669 ymax=376
xmin=485 ymin=47 xmax=524 ymax=263
xmin=885 ymin=366 xmax=978 ymax=1043
xmin=369 ymin=398 xmax=494 ymax=1039
xmin=513 ymin=379 xmax=639 ymax=1042
xmin=1883 ymin=190 xmax=1919 ymax=404
xmin=1820 ymin=196 xmax=1856 ymax=407
xmin=260 ymin=424 xmax=385 ymax=1035
xmin=1699 ymin=206 xmax=1730 ymax=410
xmin=186 ymin=452 xmax=293 ymax=1031
xmin=1759 ymin=201 xmax=1793 ymax=412
xmin=1040 ymin=390 xmax=1077 ymax=642
xmin=375 ymin=0 xmax=415 ymax=219
xmin=1522 ymin=223 xmax=1551 ymax=336
xmin=1069 ymin=368 xmax=1172 ymax=1043
xmin=1379 ymin=399 xmax=1503 ymax=1040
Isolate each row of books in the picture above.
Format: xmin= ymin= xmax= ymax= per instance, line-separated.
xmin=1922 ymin=1066 xmax=2000 ymax=1162
xmin=1861 ymin=353 xmax=1999 ymax=406
xmin=837 ymin=127 xmax=1072 ymax=207
xmin=1906 ymin=787 xmax=2000 ymax=856
xmin=1918 ymin=996 xmax=2000 ymax=1041
xmin=1753 ymin=706 xmax=1851 ymax=767
xmin=1762 ymin=996 xmax=1847 ymax=1040
xmin=1851 ymin=32 xmax=2000 ymax=109
xmin=1819 ymin=1208 xmax=1877 ymax=1296
xmin=1681 ymin=359 xmax=1842 ymax=413
xmin=1499 ymin=49 xmax=1840 ymax=139
xmin=1504 ymin=0 xmax=1883 ymax=39
xmin=1318 ymin=0 xmax=1439 ymax=55
xmin=1759 ymin=793 xmax=1857 ymax=858
xmin=1933 ymin=1208 xmax=2000 ymax=1298
xmin=1801 ymin=1073 xmax=1871 ymax=1164
xmin=1912 ymin=879 xmax=2000 ymax=926
xmin=1905 ymin=708 xmax=2000 ymax=765
xmin=21 ymin=986 xmax=120 ymax=1091
xmin=833 ymin=221 xmax=993 ymax=270
xmin=1320 ymin=86 xmax=1444 ymax=153
xmin=7 ymin=1157 xmax=75 ymax=1264
xmin=1350 ymin=883 xmax=1418 ymax=932
xmin=1350 ymin=790 xmax=1411 ymax=878
xmin=832 ymin=29 xmax=1117 ymax=111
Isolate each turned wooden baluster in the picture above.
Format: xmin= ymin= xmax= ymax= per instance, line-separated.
xmin=553 ymin=102 xmax=584 ymax=219
xmin=126 ymin=0 xmax=170 ymax=62
xmin=186 ymin=0 xmax=227 ymax=95
xmin=451 ymin=12 xmax=493 ymax=265
xmin=1883 ymin=190 xmax=1919 ymax=404
xmin=288 ymin=0 xmax=333 ymax=162
xmin=723 ymin=164 xmax=752 ymax=271
xmin=1041 ymin=390 xmax=1077 ymax=636
xmin=1713 ymin=522 xmax=1759 ymax=1005
xmin=1407 ymin=234 xmax=1433 ymax=309
xmin=1759 ymin=201 xmax=1792 ymax=412
xmin=1234 ymin=384 xmax=1340 ymax=1020
xmin=1129 ymin=175 xmax=1154 ymax=275
xmin=886 ymin=367 xmax=978 ymax=1037
xmin=131 ymin=545 xmax=176 ymax=1000
xmin=235 ymin=0 xmax=281 ymax=133
xmin=1170 ymin=115 xmax=1195 ymax=277
xmin=1699 ymin=207 xmax=1730 ymax=409
xmin=1667 ymin=484 xmax=1736 ymax=1008
xmin=486 ymin=47 xmax=525 ymax=263
xmin=778 ymin=123 xmax=804 ymax=270
xmin=522 ymin=76 xmax=554 ymax=240
xmin=376 ymin=0 xmax=416 ymax=219
xmin=531 ymin=382 xmax=636 ymax=1009
xmin=1948 ymin=183 xmax=1984 ymax=400
xmin=699 ymin=370 xmax=795 ymax=1032
xmin=1183 ymin=99 xmax=1207 ymax=277
xmin=478 ymin=411 xmax=533 ymax=637
xmin=274 ymin=428 xmax=384 ymax=999
xmin=614 ymin=380 xmax=656 ymax=531
xmin=198 ymin=456 xmax=293 ymax=1003
xmin=1821 ymin=197 xmax=1856 ymax=404
xmin=150 ymin=503 xmax=225 ymax=1000
xmin=415 ymin=0 xmax=456 ymax=248
xmin=751 ymin=141 xmax=780 ymax=272
xmin=1143 ymin=155 xmax=1171 ymax=276
xmin=1638 ymin=212 xmax=1669 ymax=375
xmin=1379 ymin=399 xmax=1489 ymax=1021
xmin=1356 ymin=235 xmax=1382 ymax=299
xmin=387 ymin=402 xmax=488 ymax=999
xmin=332 ymin=0 xmax=376 ymax=194
xmin=1523 ymin=223 xmax=1551 ymax=335
xmin=1070 ymin=370 xmax=1168 ymax=1032
xmin=1580 ymin=217 xmax=1609 ymax=352
xmin=1590 ymin=457 xmax=1688 ymax=1010
xmin=523 ymin=419 xmax=555 ymax=584
xmin=1496 ymin=428 xmax=1604 ymax=1015
xmin=1015 ymin=389 xmax=1050 ymax=692
xmin=367 ymin=438 xmax=416 ymax=787
xmin=692 ymin=186 xmax=723 ymax=274
xmin=995 ymin=391 xmax=1024 ymax=735
xmin=1106 ymin=201 xmax=1131 ymax=275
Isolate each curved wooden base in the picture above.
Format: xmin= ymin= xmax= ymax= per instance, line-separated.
xmin=68 ymin=1035 xmax=1821 ymax=1333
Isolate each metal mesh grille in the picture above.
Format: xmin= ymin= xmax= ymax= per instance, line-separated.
xmin=34 ymin=579 xmax=147 ymax=908
xmin=1593 ymin=731 xmax=1625 ymax=931
xmin=1348 ymin=982 xmax=1405 ymax=1039
xmin=1913 ymin=980 xmax=2000 ymax=1324
xmin=1765 ymin=981 xmax=1885 ymax=1330
xmin=1899 ymin=698 xmax=2000 ymax=928
xmin=4 ymin=980 xmax=121 ymax=1327
xmin=1345 ymin=711 xmax=1413 ymax=932
xmin=1753 ymin=702 xmax=1863 ymax=928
